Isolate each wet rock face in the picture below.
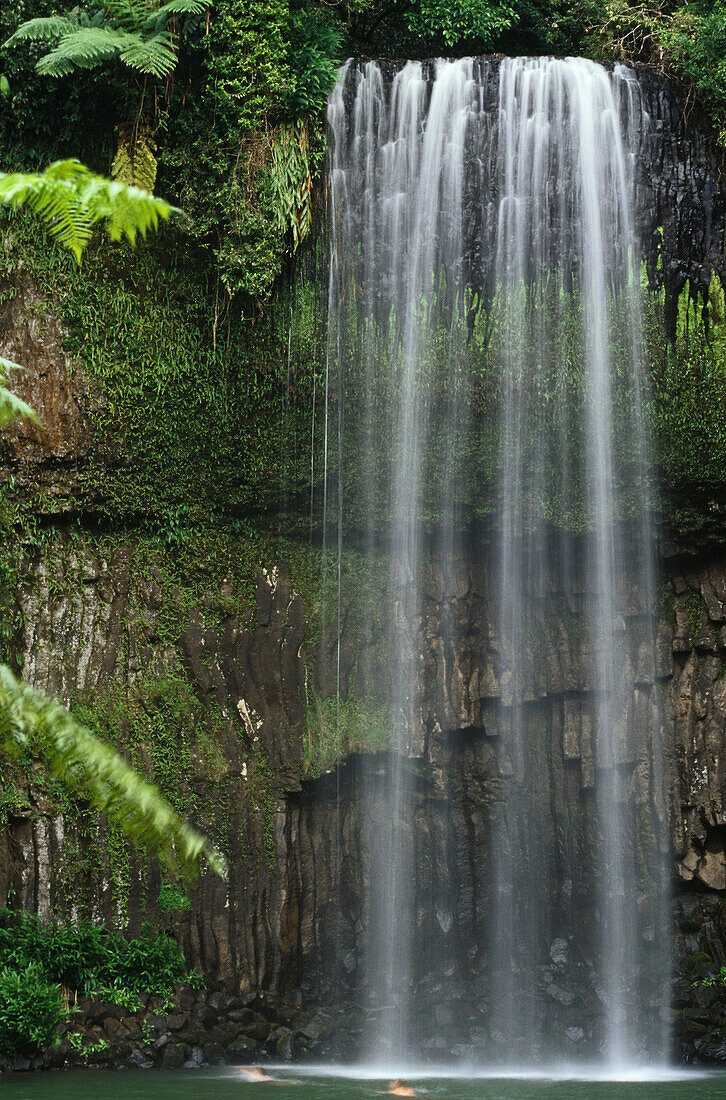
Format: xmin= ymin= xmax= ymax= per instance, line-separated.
xmin=0 ymin=275 xmax=107 ymax=509
xmin=4 ymin=530 xmax=726 ymax=1059
xmin=0 ymin=545 xmax=308 ymax=994
xmin=337 ymin=59 xmax=726 ymax=340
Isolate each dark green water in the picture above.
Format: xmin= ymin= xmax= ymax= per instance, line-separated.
xmin=3 ymin=1069 xmax=726 ymax=1099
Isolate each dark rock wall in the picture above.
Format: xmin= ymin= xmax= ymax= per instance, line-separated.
xmin=3 ymin=529 xmax=726 ymax=999
xmin=0 ymin=544 xmax=308 ymax=994
xmin=336 ymin=59 xmax=726 ymax=339
xmin=1 ymin=61 xmax=725 ymax=1058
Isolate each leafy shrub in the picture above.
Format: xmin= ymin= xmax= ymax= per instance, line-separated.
xmin=407 ymin=0 xmax=516 ymax=47
xmin=158 ymin=882 xmax=192 ymax=912
xmin=0 ymin=909 xmax=197 ymax=997
xmin=0 ymin=963 xmax=66 ymax=1055
xmin=282 ymin=5 xmax=341 ymax=115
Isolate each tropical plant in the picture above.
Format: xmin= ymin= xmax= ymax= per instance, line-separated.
xmin=0 ymin=666 xmax=226 ymax=878
xmin=0 ymin=159 xmax=175 ymax=262
xmin=0 ymin=909 xmax=200 ymax=996
xmin=406 ymin=0 xmax=516 ymax=46
xmin=270 ymin=119 xmax=313 ymax=251
xmin=4 ymin=0 xmax=209 ymax=188
xmin=590 ymin=0 xmax=726 ymax=144
xmin=0 ymin=963 xmax=66 ymax=1055
xmin=0 ymin=357 xmax=36 ymax=429
xmin=282 ymin=5 xmax=341 ymax=115
xmin=4 ymin=0 xmax=207 ymax=80
xmin=0 ymin=159 xmax=175 ymax=426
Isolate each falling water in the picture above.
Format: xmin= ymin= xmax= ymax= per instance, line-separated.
xmin=324 ymin=56 xmax=670 ymax=1068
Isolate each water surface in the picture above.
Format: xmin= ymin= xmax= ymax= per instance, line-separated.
xmin=4 ymin=1068 xmax=726 ymax=1100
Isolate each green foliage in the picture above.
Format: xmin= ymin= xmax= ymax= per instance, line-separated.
xmin=5 ymin=0 xmax=208 ymax=80
xmin=158 ymin=0 xmax=336 ymax=301
xmin=270 ymin=119 xmax=313 ymax=250
xmin=0 ymin=908 xmax=196 ymax=997
xmin=648 ymin=277 xmax=726 ymax=492
xmin=65 ymin=1031 xmax=110 ymax=1057
xmin=0 ymin=962 xmax=66 ymax=1055
xmin=0 ymin=355 xmax=36 ymax=427
xmin=158 ymin=881 xmax=192 ymax=911
xmin=655 ymin=1 xmax=726 ymax=144
xmin=111 ymin=119 xmax=158 ymax=190
xmin=304 ymin=689 xmax=393 ymax=778
xmin=698 ymin=963 xmax=726 ymax=989
xmin=283 ymin=4 xmax=341 ymax=114
xmin=0 ymin=159 xmax=175 ymax=261
xmin=0 ymin=664 xmax=227 ymax=878
xmin=407 ymin=0 xmax=516 ymax=46
xmin=0 ymin=215 xmax=323 ymax=522
xmin=589 ymin=0 xmax=726 ymax=144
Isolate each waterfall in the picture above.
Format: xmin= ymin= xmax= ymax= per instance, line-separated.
xmin=324 ymin=55 xmax=671 ymax=1069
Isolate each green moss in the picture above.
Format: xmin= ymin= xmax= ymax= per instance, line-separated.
xmin=1 ymin=212 xmax=324 ymax=529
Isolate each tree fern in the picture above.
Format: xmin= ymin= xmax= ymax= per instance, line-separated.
xmin=0 ymin=160 xmax=176 ymax=262
xmin=0 ymin=666 xmax=227 ymax=879
xmin=34 ymin=28 xmax=137 ymax=76
xmin=146 ymin=0 xmax=209 ymax=25
xmin=5 ymin=0 xmax=209 ymax=80
xmin=117 ymin=31 xmax=178 ymax=77
xmin=4 ymin=16 xmax=77 ymax=45
xmin=5 ymin=0 xmax=210 ymax=205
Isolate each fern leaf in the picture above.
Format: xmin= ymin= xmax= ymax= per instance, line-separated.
xmin=0 ymin=160 xmax=176 ymax=262
xmin=3 ymin=16 xmax=75 ymax=47
xmin=35 ymin=27 xmax=129 ymax=76
xmin=118 ymin=30 xmax=177 ymax=77
xmin=107 ymin=0 xmax=155 ymax=32
xmin=0 ymin=665 xmax=227 ymax=879
xmin=0 ymin=386 xmax=36 ymax=428
xmin=143 ymin=0 xmax=209 ymax=29
xmin=0 ymin=357 xmax=37 ymax=428
xmin=111 ymin=120 xmax=158 ymax=192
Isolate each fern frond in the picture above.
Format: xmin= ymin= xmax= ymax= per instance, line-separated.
xmin=0 ymin=168 xmax=88 ymax=259
xmin=111 ymin=120 xmax=157 ymax=191
xmin=143 ymin=0 xmax=208 ymax=29
xmin=0 ymin=160 xmax=176 ymax=262
xmin=3 ymin=16 xmax=76 ymax=47
xmin=0 ymin=666 xmax=227 ymax=879
xmin=108 ymin=0 xmax=155 ymax=32
xmin=118 ymin=30 xmax=177 ymax=77
xmin=91 ymin=177 xmax=170 ymax=245
xmin=0 ymin=358 xmax=37 ymax=428
xmin=35 ymin=27 xmax=131 ymax=76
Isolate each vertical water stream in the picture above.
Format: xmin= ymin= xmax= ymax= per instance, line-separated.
xmin=324 ymin=55 xmax=670 ymax=1069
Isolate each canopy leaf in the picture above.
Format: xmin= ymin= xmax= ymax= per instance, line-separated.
xmin=4 ymin=0 xmax=210 ymax=81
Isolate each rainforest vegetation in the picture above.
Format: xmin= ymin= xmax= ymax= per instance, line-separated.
xmin=0 ymin=0 xmax=725 ymax=1069
xmin=2 ymin=0 xmax=725 ymax=309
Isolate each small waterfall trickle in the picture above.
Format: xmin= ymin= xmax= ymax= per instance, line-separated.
xmin=323 ymin=55 xmax=671 ymax=1070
